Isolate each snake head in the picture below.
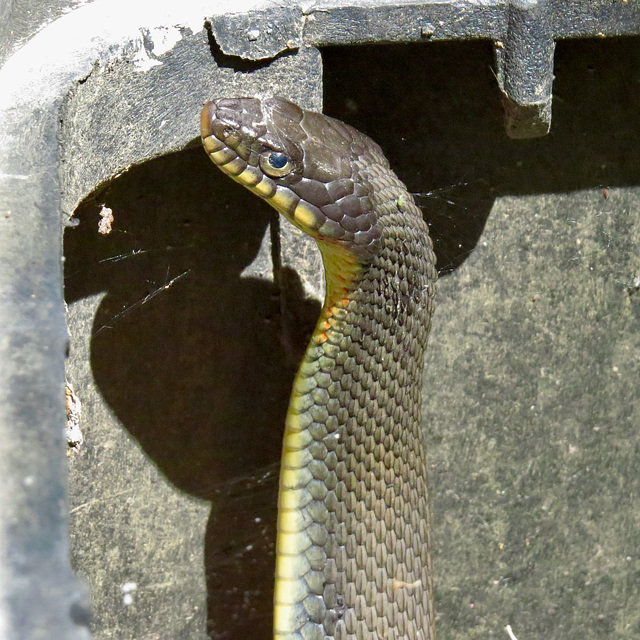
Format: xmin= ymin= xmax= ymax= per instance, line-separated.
xmin=201 ymin=96 xmax=382 ymax=260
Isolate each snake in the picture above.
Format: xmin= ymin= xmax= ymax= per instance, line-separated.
xmin=201 ymin=96 xmax=438 ymax=640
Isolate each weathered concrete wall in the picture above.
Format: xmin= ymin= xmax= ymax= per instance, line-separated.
xmin=2 ymin=0 xmax=638 ymax=638
xmin=325 ymin=39 xmax=640 ymax=640
xmin=64 ymin=35 xmax=640 ymax=640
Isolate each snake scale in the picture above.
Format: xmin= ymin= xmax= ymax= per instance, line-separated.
xmin=201 ymin=96 xmax=438 ymax=640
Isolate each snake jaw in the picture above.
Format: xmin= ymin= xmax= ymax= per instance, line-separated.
xmin=201 ymin=96 xmax=385 ymax=261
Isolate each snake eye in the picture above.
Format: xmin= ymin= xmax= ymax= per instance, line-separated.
xmin=260 ymin=150 xmax=294 ymax=178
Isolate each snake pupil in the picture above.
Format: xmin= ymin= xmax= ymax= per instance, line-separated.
xmin=268 ymin=152 xmax=288 ymax=169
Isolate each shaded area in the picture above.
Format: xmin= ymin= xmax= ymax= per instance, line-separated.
xmin=65 ymin=147 xmax=319 ymax=640
xmin=325 ymin=36 xmax=640 ymax=640
xmin=65 ymin=148 xmax=293 ymax=495
xmin=323 ymin=37 xmax=640 ymax=274
xmin=423 ymin=187 xmax=640 ymax=640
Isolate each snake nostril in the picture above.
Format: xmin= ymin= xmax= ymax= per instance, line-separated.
xmin=222 ymin=125 xmax=240 ymax=141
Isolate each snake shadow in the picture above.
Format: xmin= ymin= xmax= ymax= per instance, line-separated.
xmin=64 ymin=146 xmax=320 ymax=640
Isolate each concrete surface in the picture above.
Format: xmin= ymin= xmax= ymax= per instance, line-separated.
xmin=65 ymin=35 xmax=640 ymax=640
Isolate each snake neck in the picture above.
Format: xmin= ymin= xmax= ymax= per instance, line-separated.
xmin=201 ymin=96 xmax=438 ymax=640
xmin=274 ymin=214 xmax=437 ymax=640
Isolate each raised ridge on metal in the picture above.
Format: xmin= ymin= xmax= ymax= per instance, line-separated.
xmin=209 ymin=0 xmax=640 ymax=138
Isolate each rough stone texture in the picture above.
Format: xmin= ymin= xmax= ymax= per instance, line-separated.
xmin=426 ymin=187 xmax=640 ymax=640
xmin=65 ymin=147 xmax=322 ymax=640
xmin=0 ymin=0 xmax=81 ymax=64
xmin=64 ymin=34 xmax=640 ymax=640
xmin=63 ymin=36 xmax=323 ymax=640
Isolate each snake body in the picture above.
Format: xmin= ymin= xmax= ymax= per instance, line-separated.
xmin=201 ymin=97 xmax=438 ymax=640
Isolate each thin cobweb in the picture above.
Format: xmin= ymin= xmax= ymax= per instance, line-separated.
xmin=412 ymin=179 xmax=497 ymax=275
xmin=93 ymin=267 xmax=191 ymax=335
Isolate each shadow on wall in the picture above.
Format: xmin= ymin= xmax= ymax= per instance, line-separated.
xmin=64 ymin=34 xmax=640 ymax=640
xmin=64 ymin=146 xmax=321 ymax=639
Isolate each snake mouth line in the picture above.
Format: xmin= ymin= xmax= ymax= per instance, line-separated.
xmin=201 ymin=97 xmax=385 ymax=261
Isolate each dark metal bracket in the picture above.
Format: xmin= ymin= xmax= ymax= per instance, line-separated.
xmin=209 ymin=0 xmax=640 ymax=139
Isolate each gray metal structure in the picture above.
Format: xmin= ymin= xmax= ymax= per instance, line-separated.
xmin=1 ymin=1 xmax=639 ymax=639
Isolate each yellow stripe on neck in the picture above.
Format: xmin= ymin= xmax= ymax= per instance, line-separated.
xmin=273 ymin=241 xmax=362 ymax=638
xmin=318 ymin=242 xmax=361 ymax=311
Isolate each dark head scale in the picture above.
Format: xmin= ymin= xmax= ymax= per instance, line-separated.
xmin=201 ymin=96 xmax=383 ymax=260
